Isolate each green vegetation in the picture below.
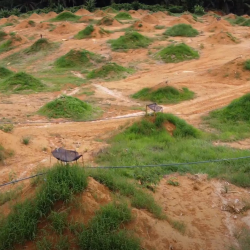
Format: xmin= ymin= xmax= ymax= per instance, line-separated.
xmin=24 ymin=38 xmax=53 ymax=54
xmin=244 ymin=59 xmax=250 ymax=70
xmin=0 ymin=72 xmax=45 ymax=93
xmin=108 ymin=31 xmax=151 ymax=50
xmin=155 ymin=25 xmax=165 ymax=29
xmin=230 ymin=229 xmax=250 ymax=250
xmin=74 ymin=24 xmax=94 ymax=39
xmin=97 ymin=15 xmax=120 ymax=26
xmin=50 ymin=12 xmax=80 ymax=22
xmin=38 ymin=95 xmax=96 ymax=121
xmin=0 ymin=66 xmax=13 ymax=78
xmin=22 ymin=136 xmax=31 ymax=145
xmin=86 ymin=62 xmax=134 ymax=81
xmin=0 ymin=31 xmax=7 ymax=41
xmin=0 ymin=144 xmax=13 ymax=165
xmin=156 ymin=43 xmax=199 ymax=63
xmin=48 ymin=211 xmax=68 ymax=234
xmin=0 ymin=185 xmax=23 ymax=205
xmin=164 ymin=24 xmax=199 ymax=37
xmin=28 ymin=20 xmax=35 ymax=27
xmin=132 ymin=86 xmax=194 ymax=104
xmin=226 ymin=32 xmax=239 ymax=43
xmin=0 ymin=39 xmax=12 ymax=53
xmin=0 ymin=124 xmax=14 ymax=133
xmin=115 ymin=12 xmax=132 ymax=20
xmin=54 ymin=49 xmax=104 ymax=69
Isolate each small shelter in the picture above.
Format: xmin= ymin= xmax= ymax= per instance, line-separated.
xmin=146 ymin=103 xmax=163 ymax=115
xmin=51 ymin=147 xmax=83 ymax=164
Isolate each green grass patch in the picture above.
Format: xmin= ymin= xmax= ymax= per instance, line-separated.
xmin=50 ymin=12 xmax=80 ymax=22
xmin=0 ymin=72 xmax=45 ymax=93
xmin=74 ymin=25 xmax=94 ymax=39
xmin=54 ymin=49 xmax=104 ymax=69
xmin=24 ymin=38 xmax=53 ymax=54
xmin=164 ymin=24 xmax=199 ymax=37
xmin=244 ymin=60 xmax=250 ymax=70
xmin=86 ymin=62 xmax=134 ymax=81
xmin=155 ymin=25 xmax=165 ymax=29
xmin=0 ymin=66 xmax=13 ymax=78
xmin=28 ymin=20 xmax=36 ymax=27
xmin=241 ymin=19 xmax=250 ymax=27
xmin=108 ymin=31 xmax=151 ymax=51
xmin=115 ymin=12 xmax=132 ymax=20
xmin=0 ymin=31 xmax=7 ymax=41
xmin=0 ymin=144 xmax=13 ymax=165
xmin=38 ymin=95 xmax=98 ymax=121
xmin=132 ymin=86 xmax=194 ymax=104
xmin=0 ymin=39 xmax=13 ymax=54
xmin=0 ymin=185 xmax=23 ymax=206
xmin=156 ymin=43 xmax=199 ymax=63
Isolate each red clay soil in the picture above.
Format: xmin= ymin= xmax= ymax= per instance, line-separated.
xmin=138 ymin=9 xmax=149 ymax=15
xmin=52 ymin=22 xmax=78 ymax=35
xmin=89 ymin=26 xmax=110 ymax=38
xmin=98 ymin=16 xmax=122 ymax=27
xmin=75 ymin=8 xmax=90 ymax=15
xmin=204 ymin=21 xmax=229 ymax=32
xmin=206 ymin=31 xmax=239 ymax=45
xmin=133 ymin=20 xmax=154 ymax=32
xmin=7 ymin=15 xmax=18 ymax=23
xmin=128 ymin=10 xmax=142 ymax=18
xmin=79 ymin=15 xmax=94 ymax=22
xmin=44 ymin=11 xmax=58 ymax=19
xmin=152 ymin=11 xmax=168 ymax=19
xmin=242 ymin=14 xmax=250 ymax=18
xmin=141 ymin=14 xmax=159 ymax=25
xmin=169 ymin=17 xmax=190 ymax=25
xmin=95 ymin=10 xmax=106 ymax=17
xmin=29 ymin=13 xmax=42 ymax=19
xmin=11 ymin=34 xmax=29 ymax=46
xmin=181 ymin=14 xmax=196 ymax=24
xmin=36 ymin=22 xmax=51 ymax=30
xmin=15 ymin=20 xmax=36 ymax=29
xmin=0 ymin=17 xmax=8 ymax=25
xmin=225 ymin=13 xmax=236 ymax=19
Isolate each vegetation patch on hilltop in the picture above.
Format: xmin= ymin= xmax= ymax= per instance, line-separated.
xmin=115 ymin=12 xmax=132 ymax=20
xmin=50 ymin=12 xmax=80 ymax=22
xmin=0 ymin=66 xmax=13 ymax=78
xmin=24 ymin=38 xmax=53 ymax=54
xmin=164 ymin=24 xmax=199 ymax=37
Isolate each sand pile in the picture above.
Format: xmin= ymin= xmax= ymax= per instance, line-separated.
xmin=52 ymin=22 xmax=77 ymax=34
xmin=152 ymin=11 xmax=167 ymax=19
xmin=36 ymin=22 xmax=51 ymax=30
xmin=205 ymin=20 xmax=229 ymax=32
xmin=181 ymin=14 xmax=196 ymax=24
xmin=132 ymin=20 xmax=154 ymax=32
xmin=44 ymin=11 xmax=57 ymax=19
xmin=11 ymin=34 xmax=29 ymax=46
xmin=75 ymin=9 xmax=90 ymax=15
xmin=98 ymin=16 xmax=121 ymax=27
xmin=95 ymin=10 xmax=106 ymax=17
xmin=168 ymin=17 xmax=190 ymax=26
xmin=128 ymin=10 xmax=141 ymax=18
xmin=90 ymin=26 xmax=110 ymax=38
xmin=141 ymin=14 xmax=159 ymax=24
xmin=29 ymin=13 xmax=42 ymax=19
xmin=206 ymin=31 xmax=239 ymax=45
xmin=104 ymin=7 xmax=116 ymax=14
xmin=225 ymin=13 xmax=236 ymax=19
xmin=138 ymin=9 xmax=148 ymax=15
xmin=39 ymin=13 xmax=46 ymax=17
xmin=0 ymin=18 xmax=8 ymax=25
xmin=243 ymin=14 xmax=250 ymax=18
xmin=15 ymin=20 xmax=36 ymax=29
xmin=79 ymin=15 xmax=93 ymax=22
xmin=7 ymin=15 xmax=18 ymax=22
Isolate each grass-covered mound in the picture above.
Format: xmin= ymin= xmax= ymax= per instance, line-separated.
xmin=115 ymin=12 xmax=132 ymax=20
xmin=74 ymin=24 xmax=94 ymax=39
xmin=87 ymin=62 xmax=134 ymax=80
xmin=50 ymin=12 xmax=80 ymax=22
xmin=0 ymin=72 xmax=45 ymax=93
xmin=132 ymin=86 xmax=194 ymax=104
xmin=0 ymin=66 xmax=13 ymax=78
xmin=0 ymin=31 xmax=7 ymax=41
xmin=205 ymin=93 xmax=250 ymax=141
xmin=24 ymin=38 xmax=52 ymax=54
xmin=38 ymin=95 xmax=95 ymax=120
xmin=156 ymin=43 xmax=199 ymax=63
xmin=108 ymin=31 xmax=151 ymax=50
xmin=164 ymin=24 xmax=199 ymax=37
xmin=97 ymin=16 xmax=121 ymax=26
xmin=54 ymin=49 xmax=104 ymax=68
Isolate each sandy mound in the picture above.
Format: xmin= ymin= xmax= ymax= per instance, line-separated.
xmin=205 ymin=20 xmax=229 ymax=32
xmin=206 ymin=31 xmax=240 ymax=45
xmin=168 ymin=17 xmax=190 ymax=25
xmin=104 ymin=7 xmax=116 ymax=14
xmin=225 ymin=13 xmax=236 ymax=19
xmin=152 ymin=11 xmax=167 ymax=19
xmin=138 ymin=9 xmax=149 ymax=15
xmin=29 ymin=13 xmax=41 ymax=19
xmin=128 ymin=10 xmax=141 ymax=18
xmin=90 ymin=26 xmax=110 ymax=38
xmin=141 ymin=14 xmax=159 ymax=25
xmin=0 ymin=18 xmax=8 ymax=25
xmin=98 ymin=16 xmax=121 ymax=27
xmin=75 ymin=8 xmax=90 ymax=15
xmin=39 ymin=13 xmax=46 ymax=17
xmin=95 ymin=10 xmax=106 ymax=17
xmin=36 ymin=22 xmax=51 ymax=30
xmin=52 ymin=22 xmax=77 ymax=34
xmin=7 ymin=15 xmax=18 ymax=22
xmin=79 ymin=15 xmax=93 ymax=22
xmin=181 ymin=14 xmax=196 ymax=24
xmin=242 ymin=14 xmax=250 ymax=18
xmin=11 ymin=34 xmax=29 ymax=46
xmin=132 ymin=20 xmax=154 ymax=32
xmin=15 ymin=20 xmax=36 ymax=29
xmin=44 ymin=11 xmax=57 ymax=19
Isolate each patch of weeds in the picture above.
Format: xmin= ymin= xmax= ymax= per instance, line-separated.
xmin=55 ymin=235 xmax=70 ymax=250
xmin=0 ymin=185 xmax=23 ymax=205
xmin=97 ymin=16 xmax=120 ymax=26
xmin=115 ymin=12 xmax=132 ymax=20
xmin=156 ymin=43 xmax=199 ymax=63
xmin=86 ymin=62 xmax=134 ymax=81
xmin=38 ymin=95 xmax=99 ymax=121
xmin=0 ymin=124 xmax=14 ymax=133
xmin=36 ymin=237 xmax=53 ymax=250
xmin=226 ymin=32 xmax=239 ymax=43
xmin=235 ymin=71 xmax=241 ymax=79
xmin=230 ymin=228 xmax=250 ymax=250
xmin=74 ymin=24 xmax=94 ymax=39
xmin=244 ymin=59 xmax=250 ymax=70
xmin=200 ymin=43 xmax=204 ymax=49
xmin=28 ymin=20 xmax=36 ymax=27
xmin=0 ymin=66 xmax=13 ymax=78
xmin=132 ymin=86 xmax=194 ymax=104
xmin=167 ymin=177 xmax=179 ymax=186
xmin=0 ymin=39 xmax=13 ymax=54
xmin=0 ymin=31 xmax=7 ymax=41
xmin=50 ymin=12 xmax=80 ymax=22
xmin=155 ymin=25 xmax=165 ymax=29
xmin=108 ymin=31 xmax=151 ymax=51
xmin=24 ymin=38 xmax=54 ymax=54
xmin=164 ymin=24 xmax=199 ymax=37
xmin=48 ymin=211 xmax=68 ymax=234
xmin=168 ymin=219 xmax=186 ymax=234
xmin=22 ymin=136 xmax=31 ymax=145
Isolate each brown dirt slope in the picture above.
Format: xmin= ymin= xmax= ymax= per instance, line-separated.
xmin=141 ymin=14 xmax=159 ymax=25
xmin=132 ymin=20 xmax=154 ymax=32
xmin=75 ymin=8 xmax=90 ymax=15
xmin=205 ymin=31 xmax=240 ymax=45
xmin=52 ymin=22 xmax=78 ymax=34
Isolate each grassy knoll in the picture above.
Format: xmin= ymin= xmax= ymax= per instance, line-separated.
xmin=54 ymin=49 xmax=104 ymax=68
xmin=132 ymin=86 xmax=194 ymax=104
xmin=24 ymin=38 xmax=53 ymax=54
xmin=108 ymin=31 xmax=151 ymax=50
xmin=96 ymin=113 xmax=250 ymax=188
xmin=156 ymin=43 xmax=199 ymax=63
xmin=164 ymin=24 xmax=199 ymax=37
xmin=115 ymin=12 xmax=132 ymax=20
xmin=0 ymin=66 xmax=13 ymax=78
xmin=74 ymin=24 xmax=94 ymax=39
xmin=97 ymin=16 xmax=121 ymax=26
xmin=38 ymin=95 xmax=97 ymax=121
xmin=86 ymin=62 xmax=134 ymax=81
xmin=205 ymin=93 xmax=250 ymax=141
xmin=50 ymin=12 xmax=80 ymax=22
xmin=0 ymin=72 xmax=45 ymax=93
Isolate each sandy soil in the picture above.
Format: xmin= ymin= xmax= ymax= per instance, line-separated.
xmin=0 ymin=11 xmax=250 ymax=249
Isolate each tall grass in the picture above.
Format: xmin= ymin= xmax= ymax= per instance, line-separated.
xmin=50 ymin=12 xmax=80 ymax=22
xmin=24 ymin=38 xmax=52 ymax=54
xmin=164 ymin=24 xmax=199 ymax=37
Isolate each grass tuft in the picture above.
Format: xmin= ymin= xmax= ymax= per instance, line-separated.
xmin=74 ymin=24 xmax=94 ymax=39
xmin=115 ymin=12 xmax=132 ymax=20
xmin=164 ymin=24 xmax=199 ymax=37
xmin=156 ymin=43 xmax=199 ymax=63
xmin=50 ymin=12 xmax=80 ymax=22
xmin=0 ymin=66 xmax=13 ymax=78
xmin=132 ymin=86 xmax=194 ymax=104
xmin=108 ymin=31 xmax=151 ymax=51
xmin=244 ymin=59 xmax=250 ymax=70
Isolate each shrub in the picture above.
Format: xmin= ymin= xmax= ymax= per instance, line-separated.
xmin=164 ymin=24 xmax=199 ymax=37
xmin=156 ymin=43 xmax=199 ymax=63
xmin=22 ymin=136 xmax=30 ymax=145
xmin=194 ymin=5 xmax=205 ymax=15
xmin=168 ymin=5 xmax=184 ymax=13
xmin=115 ymin=12 xmax=132 ymax=20
xmin=38 ymin=95 xmax=94 ymax=120
xmin=242 ymin=19 xmax=250 ymax=27
xmin=108 ymin=31 xmax=151 ymax=50
xmin=0 ymin=72 xmax=45 ymax=93
xmin=132 ymin=86 xmax=194 ymax=104
xmin=74 ymin=24 xmax=94 ymax=39
xmin=50 ymin=12 xmax=80 ymax=22
xmin=0 ymin=67 xmax=13 ymax=78
xmin=85 ymin=0 xmax=96 ymax=12
xmin=244 ymin=60 xmax=250 ymax=70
